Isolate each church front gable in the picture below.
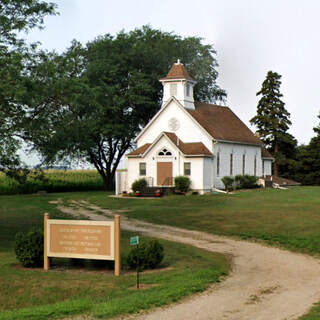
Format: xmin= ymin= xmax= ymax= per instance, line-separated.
xmin=127 ymin=134 xmax=209 ymax=191
xmin=136 ymin=99 xmax=213 ymax=152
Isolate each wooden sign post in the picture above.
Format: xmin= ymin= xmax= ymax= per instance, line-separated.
xmin=44 ymin=213 xmax=121 ymax=276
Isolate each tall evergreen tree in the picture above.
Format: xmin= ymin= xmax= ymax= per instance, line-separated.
xmin=250 ymin=71 xmax=293 ymax=176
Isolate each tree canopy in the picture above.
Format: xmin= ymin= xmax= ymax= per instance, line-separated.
xmin=21 ymin=26 xmax=226 ymax=189
xmin=0 ymin=0 xmax=57 ymax=171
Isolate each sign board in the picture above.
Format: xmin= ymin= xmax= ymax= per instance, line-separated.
xmin=47 ymin=220 xmax=115 ymax=260
xmin=130 ymin=236 xmax=139 ymax=246
xmin=44 ymin=214 xmax=121 ymax=276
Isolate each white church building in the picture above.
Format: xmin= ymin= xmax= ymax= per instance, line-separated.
xmin=116 ymin=60 xmax=273 ymax=194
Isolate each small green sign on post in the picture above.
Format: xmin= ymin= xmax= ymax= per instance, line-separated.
xmin=130 ymin=235 xmax=140 ymax=289
xmin=130 ymin=236 xmax=139 ymax=246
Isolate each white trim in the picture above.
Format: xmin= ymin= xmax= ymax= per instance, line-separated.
xmin=215 ymin=139 xmax=262 ymax=147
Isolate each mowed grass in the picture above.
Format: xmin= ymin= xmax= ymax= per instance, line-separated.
xmin=0 ymin=170 xmax=103 ymax=195
xmin=86 ymin=187 xmax=320 ymax=256
xmin=0 ymin=192 xmax=229 ymax=320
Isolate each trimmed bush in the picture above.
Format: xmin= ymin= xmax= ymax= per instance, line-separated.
xmin=235 ymin=174 xmax=259 ymax=189
xmin=174 ymin=176 xmax=191 ymax=193
xmin=126 ymin=240 xmax=164 ymax=270
xmin=131 ymin=178 xmax=147 ymax=193
xmin=221 ymin=176 xmax=235 ymax=191
xmin=14 ymin=229 xmax=44 ymax=267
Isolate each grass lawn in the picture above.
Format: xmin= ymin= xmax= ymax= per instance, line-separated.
xmin=85 ymin=187 xmax=320 ymax=256
xmin=0 ymin=192 xmax=229 ymax=320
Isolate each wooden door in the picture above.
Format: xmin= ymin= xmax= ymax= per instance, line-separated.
xmin=157 ymin=162 xmax=173 ymax=186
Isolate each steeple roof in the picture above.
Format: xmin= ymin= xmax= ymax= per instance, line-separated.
xmin=160 ymin=59 xmax=194 ymax=81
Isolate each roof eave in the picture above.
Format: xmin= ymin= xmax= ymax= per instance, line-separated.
xmin=184 ymin=154 xmax=213 ymax=158
xmin=215 ymin=139 xmax=262 ymax=146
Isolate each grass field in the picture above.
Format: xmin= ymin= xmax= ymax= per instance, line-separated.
xmin=3 ymin=187 xmax=320 ymax=319
xmin=0 ymin=170 xmax=104 ymax=195
xmin=0 ymin=192 xmax=229 ymax=320
xmin=85 ymin=187 xmax=320 ymax=256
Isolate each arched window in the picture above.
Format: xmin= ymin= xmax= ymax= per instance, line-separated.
xmin=158 ymin=148 xmax=172 ymax=156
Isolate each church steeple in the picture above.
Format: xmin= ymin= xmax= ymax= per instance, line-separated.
xmin=159 ymin=60 xmax=196 ymax=110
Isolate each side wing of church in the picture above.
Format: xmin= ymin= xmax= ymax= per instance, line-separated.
xmin=116 ymin=60 xmax=273 ymax=194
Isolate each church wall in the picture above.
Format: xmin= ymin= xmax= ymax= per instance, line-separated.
xmin=127 ymin=135 xmax=208 ymax=192
xmin=263 ymin=159 xmax=272 ymax=176
xmin=185 ymin=157 xmax=204 ymax=191
xmin=137 ymin=100 xmax=212 ymax=151
xmin=212 ymin=142 xmax=263 ymax=189
xmin=203 ymin=157 xmax=214 ymax=191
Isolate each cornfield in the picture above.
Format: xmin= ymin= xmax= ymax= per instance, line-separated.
xmin=0 ymin=170 xmax=104 ymax=195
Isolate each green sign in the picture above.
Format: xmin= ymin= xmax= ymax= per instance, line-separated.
xmin=130 ymin=236 xmax=139 ymax=246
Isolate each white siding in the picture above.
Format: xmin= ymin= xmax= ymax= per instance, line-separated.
xmin=212 ymin=142 xmax=263 ymax=189
xmin=203 ymin=157 xmax=214 ymax=191
xmin=127 ymin=135 xmax=209 ymax=192
xmin=263 ymin=159 xmax=272 ymax=176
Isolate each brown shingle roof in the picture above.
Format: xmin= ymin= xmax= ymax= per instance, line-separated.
xmin=127 ymin=143 xmax=151 ymax=156
xmin=261 ymin=147 xmax=273 ymax=159
xmin=128 ymin=133 xmax=212 ymax=157
xmin=160 ymin=62 xmax=194 ymax=81
xmin=186 ymin=102 xmax=262 ymax=145
xmin=271 ymin=176 xmax=301 ymax=186
xmin=164 ymin=132 xmax=212 ymax=156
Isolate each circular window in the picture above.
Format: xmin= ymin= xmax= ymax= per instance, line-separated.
xmin=168 ymin=118 xmax=180 ymax=131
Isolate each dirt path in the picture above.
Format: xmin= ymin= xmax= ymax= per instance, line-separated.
xmin=57 ymin=200 xmax=320 ymax=320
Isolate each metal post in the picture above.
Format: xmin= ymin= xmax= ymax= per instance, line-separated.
xmin=137 ymin=243 xmax=140 ymax=289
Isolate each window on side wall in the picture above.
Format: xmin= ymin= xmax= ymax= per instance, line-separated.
xmin=254 ymin=156 xmax=257 ymax=176
xmin=217 ymin=152 xmax=220 ymax=176
xmin=230 ymin=154 xmax=233 ymax=176
xmin=170 ymin=83 xmax=177 ymax=96
xmin=139 ymin=162 xmax=146 ymax=176
xmin=186 ymin=83 xmax=191 ymax=96
xmin=262 ymin=160 xmax=265 ymax=176
xmin=184 ymin=162 xmax=191 ymax=176
xmin=242 ymin=154 xmax=246 ymax=175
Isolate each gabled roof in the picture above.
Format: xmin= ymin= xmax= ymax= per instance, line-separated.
xmin=261 ymin=147 xmax=274 ymax=159
xmin=186 ymin=102 xmax=263 ymax=146
xmin=127 ymin=143 xmax=151 ymax=156
xmin=134 ymin=96 xmax=212 ymax=143
xmin=128 ymin=132 xmax=212 ymax=158
xmin=164 ymin=132 xmax=212 ymax=156
xmin=160 ymin=61 xmax=194 ymax=81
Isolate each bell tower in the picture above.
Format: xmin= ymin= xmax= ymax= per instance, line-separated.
xmin=159 ymin=59 xmax=196 ymax=110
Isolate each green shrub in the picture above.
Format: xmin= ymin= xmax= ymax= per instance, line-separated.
xmin=221 ymin=176 xmax=235 ymax=191
xmin=126 ymin=240 xmax=164 ymax=270
xmin=14 ymin=229 xmax=44 ymax=267
xmin=234 ymin=174 xmax=259 ymax=189
xmin=131 ymin=178 xmax=147 ymax=192
xmin=174 ymin=176 xmax=191 ymax=192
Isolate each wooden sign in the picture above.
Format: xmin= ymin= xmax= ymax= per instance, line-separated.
xmin=44 ymin=214 xmax=121 ymax=276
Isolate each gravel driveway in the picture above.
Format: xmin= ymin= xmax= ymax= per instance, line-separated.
xmin=57 ymin=201 xmax=320 ymax=320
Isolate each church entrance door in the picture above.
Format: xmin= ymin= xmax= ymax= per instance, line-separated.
xmin=157 ymin=162 xmax=173 ymax=186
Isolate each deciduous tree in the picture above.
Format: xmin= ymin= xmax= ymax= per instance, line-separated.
xmin=23 ymin=26 xmax=226 ymax=189
xmin=0 ymin=0 xmax=56 ymax=171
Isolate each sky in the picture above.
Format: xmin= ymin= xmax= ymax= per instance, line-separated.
xmin=21 ymin=0 xmax=320 ymax=163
